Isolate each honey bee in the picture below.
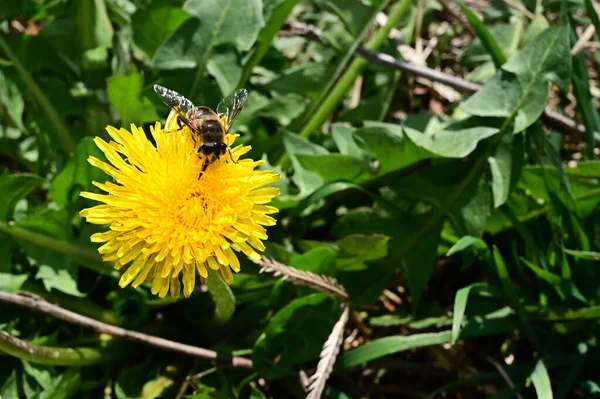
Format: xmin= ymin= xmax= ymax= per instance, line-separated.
xmin=153 ymin=84 xmax=248 ymax=178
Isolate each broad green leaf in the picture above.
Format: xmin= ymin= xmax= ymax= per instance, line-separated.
xmin=16 ymin=210 xmax=84 ymax=297
xmin=207 ymin=271 xmax=236 ymax=324
xmin=336 ymin=234 xmax=390 ymax=271
xmin=460 ymin=23 xmax=520 ymax=66
xmin=282 ymin=132 xmax=328 ymax=195
xmin=488 ymin=132 xmax=523 ymax=208
xmin=502 ymin=19 xmax=571 ymax=93
xmin=0 ymin=172 xmax=43 ymax=221
xmin=404 ymin=119 xmax=499 ymax=158
xmin=458 ymin=1 xmax=507 ymax=68
xmin=206 ymin=48 xmax=242 ymax=97
xmin=331 ymin=123 xmax=368 ymax=159
xmin=152 ymin=0 xmax=263 ymax=70
xmin=183 ymin=0 xmax=263 ymax=52
xmin=388 ymin=164 xmax=491 ymax=237
xmin=266 ymin=64 xmax=336 ymax=99
xmin=0 ymin=273 xmax=28 ymax=292
xmin=254 ymin=93 xmax=307 ymax=127
xmin=531 ymin=359 xmax=553 ymax=399
xmin=50 ymin=137 xmax=107 ymax=207
xmin=354 ymin=123 xmax=437 ymax=175
xmin=463 ymin=20 xmax=571 ymax=133
xmin=132 ymin=3 xmax=188 ymax=58
xmin=295 ymin=153 xmax=368 ymax=184
xmin=253 ymin=293 xmax=339 ymax=379
xmin=522 ymin=14 xmax=550 ymax=47
xmin=106 ymin=71 xmax=160 ymax=127
xmin=291 ymin=247 xmax=337 ymax=277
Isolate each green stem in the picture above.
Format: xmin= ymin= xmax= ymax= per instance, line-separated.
xmin=0 ymin=35 xmax=76 ymax=153
xmin=278 ymin=0 xmax=413 ymax=168
xmin=0 ymin=330 xmax=106 ymax=366
xmin=239 ymin=0 xmax=300 ymax=87
xmin=298 ymin=0 xmax=412 ymax=139
xmin=0 ymin=222 xmax=118 ymax=279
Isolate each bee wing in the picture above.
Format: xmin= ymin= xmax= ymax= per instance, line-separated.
xmin=216 ymin=88 xmax=248 ymax=132
xmin=153 ymin=84 xmax=196 ymax=127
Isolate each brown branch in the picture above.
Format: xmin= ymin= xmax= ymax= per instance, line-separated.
xmin=0 ymin=291 xmax=253 ymax=369
xmin=355 ymin=48 xmax=600 ymax=144
xmin=279 ymin=21 xmax=600 ymax=144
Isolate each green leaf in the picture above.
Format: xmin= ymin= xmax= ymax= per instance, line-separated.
xmin=253 ymin=293 xmax=339 ymax=379
xmin=132 ymin=3 xmax=188 ymax=58
xmin=337 ymin=331 xmax=452 ymax=369
xmin=458 ymin=1 xmax=507 ymax=68
xmin=291 ymin=247 xmax=337 ymax=277
xmin=493 ymin=246 xmax=537 ymax=347
xmin=152 ymin=0 xmax=263 ymax=72
xmin=563 ymin=248 xmax=600 ymax=261
xmin=570 ymin=22 xmax=600 ymax=159
xmin=107 ymin=71 xmax=160 ymax=127
xmin=0 ymin=69 xmax=24 ymax=130
xmin=206 ymin=48 xmax=242 ymax=96
xmin=446 ymin=236 xmax=487 ymax=256
xmin=296 ymin=153 xmax=368 ymax=184
xmin=463 ymin=20 xmax=571 ymax=133
xmin=452 ymin=283 xmax=487 ymax=344
xmin=336 ymin=234 xmax=390 ymax=271
xmin=207 ymin=271 xmax=236 ymax=324
xmin=531 ymin=359 xmax=553 ymax=399
xmin=0 ymin=172 xmax=43 ymax=221
xmin=488 ymin=132 xmax=523 ymax=208
xmin=354 ymin=123 xmax=436 ymax=175
xmin=50 ymin=137 xmax=107 ymax=207
xmin=404 ymin=119 xmax=499 ymax=158
xmin=240 ymin=0 xmax=300 ymax=85
xmin=584 ymin=0 xmax=600 ymax=42
xmin=331 ymin=123 xmax=368 ymax=159
xmin=0 ymin=273 xmax=28 ymax=292
xmin=282 ymin=132 xmax=328 ymax=195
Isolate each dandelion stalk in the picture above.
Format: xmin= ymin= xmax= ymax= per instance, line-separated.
xmin=0 ymin=329 xmax=107 ymax=366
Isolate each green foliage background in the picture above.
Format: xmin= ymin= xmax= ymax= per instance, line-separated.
xmin=0 ymin=0 xmax=599 ymax=397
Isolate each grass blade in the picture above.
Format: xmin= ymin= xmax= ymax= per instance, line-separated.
xmin=0 ymin=35 xmax=75 ymax=152
xmin=493 ymin=246 xmax=538 ymax=349
xmin=457 ymin=0 xmax=507 ymax=68
xmin=531 ymin=359 xmax=553 ymax=399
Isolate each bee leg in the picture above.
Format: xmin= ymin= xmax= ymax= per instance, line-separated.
xmin=221 ymin=143 xmax=237 ymax=164
xmin=198 ymin=159 xmax=210 ymax=180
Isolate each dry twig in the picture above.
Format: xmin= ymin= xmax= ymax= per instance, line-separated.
xmin=306 ymin=304 xmax=350 ymax=399
xmin=0 ymin=290 xmax=253 ymax=368
xmin=254 ymin=257 xmax=351 ymax=399
xmin=254 ymin=257 xmax=349 ymax=302
xmin=279 ymin=21 xmax=599 ymax=143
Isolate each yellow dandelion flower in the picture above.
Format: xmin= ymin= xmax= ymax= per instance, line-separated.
xmin=79 ymin=111 xmax=280 ymax=298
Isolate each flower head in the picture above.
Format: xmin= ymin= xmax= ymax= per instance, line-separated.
xmin=79 ymin=112 xmax=280 ymax=298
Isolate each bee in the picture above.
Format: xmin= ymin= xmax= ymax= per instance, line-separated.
xmin=153 ymin=84 xmax=248 ymax=178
